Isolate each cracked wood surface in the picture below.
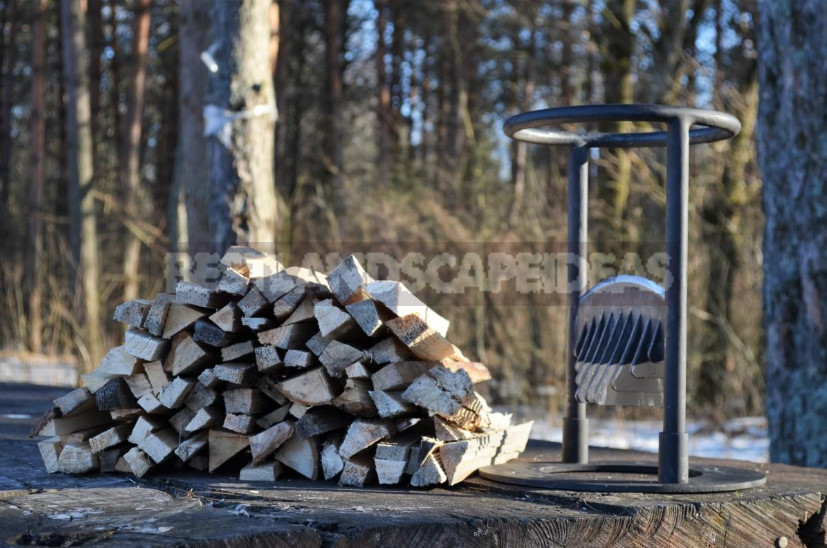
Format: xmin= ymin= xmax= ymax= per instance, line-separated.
xmin=1 ymin=383 xmax=826 ymax=547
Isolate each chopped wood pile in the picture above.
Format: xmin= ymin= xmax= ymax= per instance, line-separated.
xmin=35 ymin=247 xmax=532 ymax=487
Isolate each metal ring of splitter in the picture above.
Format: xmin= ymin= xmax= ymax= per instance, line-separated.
xmin=504 ymin=104 xmax=741 ymax=148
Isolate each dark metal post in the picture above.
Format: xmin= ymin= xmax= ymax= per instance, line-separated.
xmin=659 ymin=117 xmax=690 ymax=483
xmin=563 ymin=144 xmax=589 ymax=464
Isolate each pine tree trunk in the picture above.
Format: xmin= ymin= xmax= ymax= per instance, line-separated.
xmin=27 ymin=0 xmax=48 ymax=353
xmin=0 ymin=0 xmax=17 ymax=208
xmin=207 ymin=0 xmax=280 ymax=252
xmin=323 ymin=0 xmax=347 ymax=239
xmin=120 ymin=0 xmax=151 ymax=303
xmin=61 ymin=0 xmax=103 ymax=369
xmin=758 ymin=0 xmax=827 ymax=467
xmin=375 ymin=0 xmax=390 ymax=169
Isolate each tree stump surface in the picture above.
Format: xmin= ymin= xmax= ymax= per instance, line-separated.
xmin=1 ymin=383 xmax=825 ymax=547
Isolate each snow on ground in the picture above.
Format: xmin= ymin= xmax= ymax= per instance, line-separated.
xmin=527 ymin=415 xmax=769 ymax=463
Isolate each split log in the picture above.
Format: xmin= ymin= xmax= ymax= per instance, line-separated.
xmin=187 ymin=454 xmax=208 ymax=471
xmin=272 ymin=286 xmax=306 ymax=320
xmin=410 ymin=453 xmax=447 ymax=487
xmin=99 ymin=447 xmax=123 ymax=473
xmin=223 ymin=413 xmax=256 ymax=434
xmin=366 ymin=280 xmax=450 ymax=337
xmin=339 ymin=453 xmax=377 ymax=487
xmin=345 ymin=361 xmax=371 ymax=379
xmin=283 ymin=296 xmax=316 ymax=325
xmin=95 ymin=378 xmax=137 ymax=410
xmin=158 ymin=377 xmax=195 ymax=409
xmin=40 ymin=411 xmax=112 ymax=436
xmin=255 ymin=346 xmax=283 ymax=373
xmin=385 ymin=315 xmax=467 ymax=362
xmin=209 ymin=302 xmax=242 ymax=333
xmin=374 ymin=429 xmax=422 ymax=485
xmin=57 ymin=443 xmax=98 ymax=474
xmin=221 ymin=340 xmax=255 ymax=362
xmin=185 ymin=383 xmax=219 ymax=411
xmin=274 ymin=433 xmax=320 ymax=480
xmin=176 ymin=281 xmax=226 ymax=309
xmin=256 ymin=376 xmax=288 ymax=404
xmin=214 ymin=362 xmax=257 ymax=385
xmin=224 ymin=388 xmax=268 ymax=414
xmin=97 ymin=346 xmax=142 ymax=376
xmin=439 ymin=431 xmax=504 ymax=485
xmin=240 ymin=461 xmax=283 ymax=482
xmin=144 ymin=360 xmax=170 ymax=394
xmin=345 ymin=298 xmax=388 ymax=337
xmin=193 ymin=319 xmax=234 ymax=347
xmin=144 ymin=293 xmax=175 ymax=337
xmin=321 ymin=434 xmax=344 ymax=480
xmin=276 ymin=367 xmax=339 ymax=406
xmin=128 ymin=415 xmax=165 ymax=445
xmin=238 ymin=286 xmax=269 ymax=317
xmin=289 ymin=403 xmax=309 ymax=419
xmin=339 ymin=419 xmax=395 ymax=459
xmin=162 ymin=304 xmax=208 ymax=339
xmin=258 ymin=323 xmax=315 ymax=349
xmin=185 ymin=406 xmax=223 ymax=433
xmin=369 ymin=390 xmax=417 ymax=418
xmin=372 ymin=361 xmax=437 ymax=391
xmin=139 ymin=428 xmax=179 ymax=463
xmin=315 ymin=299 xmax=355 ymax=338
xmin=250 ymin=420 xmax=294 ymax=463
xmin=217 ymin=267 xmax=249 ymax=297
xmin=284 ymin=349 xmax=314 ymax=369
xmin=137 ymin=391 xmax=166 ymax=414
xmin=306 ymin=331 xmax=335 ymax=356
xmin=208 ymin=429 xmax=249 ymax=472
xmin=241 ymin=317 xmax=275 ymax=331
xmin=332 ymin=379 xmax=377 ymax=417
xmin=175 ymin=431 xmax=207 ymax=462
xmin=220 ymin=245 xmax=283 ymax=279
xmin=367 ymin=337 xmax=413 ymax=364
xmin=327 ymin=255 xmax=373 ymax=304
xmin=113 ymin=299 xmax=152 ymax=328
xmin=319 ymin=340 xmax=365 ymax=377
xmin=124 ymin=328 xmax=169 ymax=361
xmin=38 ymin=437 xmax=63 ymax=473
xmin=400 ymin=367 xmax=488 ymax=430
xmin=89 ymin=424 xmax=132 ymax=453
xmin=53 ymin=387 xmax=95 ymax=416
xmin=124 ymin=372 xmax=153 ymax=399
xmin=123 ymin=446 xmax=154 ymax=477
xmin=255 ymin=403 xmax=291 ymax=429
xmin=80 ymin=372 xmax=115 ymax=393
xmin=295 ymin=407 xmax=351 ymax=440
xmin=165 ymin=332 xmax=213 ymax=376
xmin=110 ymin=408 xmax=141 ymax=421
xmin=197 ymin=367 xmax=221 ymax=389
xmin=493 ymin=421 xmax=534 ymax=465
xmin=169 ymin=407 xmax=197 ymax=436
xmin=253 ymin=270 xmax=300 ymax=302
xmin=434 ymin=417 xmax=476 ymax=442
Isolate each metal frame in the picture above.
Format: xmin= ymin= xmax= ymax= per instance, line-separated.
xmin=499 ymin=104 xmax=751 ymax=487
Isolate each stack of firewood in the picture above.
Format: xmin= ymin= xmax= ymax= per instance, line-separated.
xmin=35 ymin=247 xmax=532 ymax=487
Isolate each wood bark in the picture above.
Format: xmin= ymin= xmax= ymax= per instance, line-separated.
xmin=121 ymin=0 xmax=151 ymax=303
xmin=206 ymin=0 xmax=281 ymax=252
xmin=758 ymin=0 xmax=827 ymax=467
xmin=27 ymin=0 xmax=48 ymax=353
xmin=61 ymin=0 xmax=103 ymax=369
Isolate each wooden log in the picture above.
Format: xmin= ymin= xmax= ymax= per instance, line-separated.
xmin=114 ymin=456 xmax=131 ymax=474
xmin=193 ymin=319 xmax=235 ymax=347
xmin=365 ymin=280 xmax=450 ymax=337
xmin=410 ymin=452 xmax=447 ymax=487
xmin=197 ymin=367 xmax=221 ymax=389
xmin=144 ymin=360 xmax=171 ymax=394
xmin=254 ymin=345 xmax=283 ymax=373
xmin=339 ymin=453 xmax=377 ymax=487
xmin=277 ymin=367 xmax=339 ymax=406
xmin=185 ymin=383 xmax=219 ymax=410
xmin=38 ymin=437 xmax=63 ymax=473
xmin=339 ymin=419 xmax=395 ymax=459
xmin=374 ymin=431 xmax=421 ymax=485
xmin=272 ymin=285 xmax=306 ymax=320
xmin=214 ymin=362 xmax=257 ymax=385
xmin=256 ymin=403 xmax=291 ymax=429
xmin=274 ymin=433 xmax=320 ymax=480
xmin=125 ymin=328 xmax=169 ymax=361
xmin=208 ymin=429 xmax=249 ymax=472
xmin=124 ymin=372 xmax=153 ymax=399
xmin=439 ymin=431 xmax=504 ymax=485
xmin=253 ymin=270 xmax=300 ymax=303
xmin=370 ymin=390 xmax=417 ymax=418
xmin=327 ymin=255 xmax=373 ymax=305
xmin=238 ymin=286 xmax=269 ymax=317
xmin=165 ymin=332 xmax=213 ymax=376
xmin=185 ymin=406 xmax=223 ymax=433
xmin=113 ymin=298 xmax=152 ymax=328
xmin=162 ymin=303 xmax=208 ymax=339
xmin=144 ymin=293 xmax=175 ymax=337
xmin=174 ymin=431 xmax=207 ymax=462
xmin=80 ymin=371 xmax=114 ymax=394
xmin=295 ymin=407 xmax=351 ymax=440
xmin=367 ymin=337 xmax=413 ymax=364
xmin=176 ymin=281 xmax=226 ymax=309
xmin=434 ymin=416 xmax=476 ymax=442
xmin=95 ymin=377 xmax=138 ymax=410
xmin=158 ymin=377 xmax=195 ymax=409
xmin=258 ymin=323 xmax=315 ymax=349
xmin=385 ymin=314 xmax=467 ymax=362
xmin=256 ymin=376 xmax=288 ymax=404
xmin=217 ymin=266 xmax=250 ymax=297
xmin=321 ymin=434 xmax=345 ymax=480
xmin=139 ymin=428 xmax=180 ymax=463
xmin=240 ymin=461 xmax=283 ymax=482
xmin=223 ymin=413 xmax=256 ymax=434
xmin=289 ymin=403 xmax=309 ymax=419
xmin=220 ymin=245 xmax=284 ymax=279
xmin=492 ymin=421 xmax=533 ymax=465
xmin=224 ymin=388 xmax=268 ymax=414
xmin=284 ymin=349 xmax=315 ymax=369
xmin=286 ymin=266 xmax=330 ymax=292
xmin=209 ymin=302 xmax=243 ymax=333
xmin=283 ymin=296 xmax=316 ymax=326
xmin=53 ymin=387 xmax=95 ymax=416
xmin=250 ymin=420 xmax=295 ymax=463
xmin=128 ymin=415 xmax=165 ymax=445
xmin=241 ymin=317 xmax=275 ymax=331
xmin=332 ymin=379 xmax=377 ymax=417
xmin=137 ymin=391 xmax=168 ymax=414
xmin=187 ymin=454 xmax=208 ymax=471
xmin=221 ymin=340 xmax=256 ymax=362
xmin=345 ymin=298 xmax=388 ymax=337
xmin=372 ymin=361 xmax=437 ymax=391
xmin=110 ymin=408 xmax=142 ymax=421
xmin=315 ymin=299 xmax=355 ymax=338
xmin=305 ymin=331 xmax=335 ymax=357
xmin=440 ymin=359 xmax=492 ymax=384
xmin=169 ymin=407 xmax=197 ymax=436
xmin=401 ymin=366 xmax=480 ymax=429
xmin=123 ymin=446 xmax=154 ymax=477
xmin=39 ymin=411 xmax=112 ymax=436
xmin=57 ymin=443 xmax=98 ymax=474
xmin=88 ymin=424 xmax=131 ymax=453
xmin=97 ymin=345 xmax=142 ymax=376
xmin=345 ymin=361 xmax=371 ymax=379
xmin=319 ymin=340 xmax=365 ymax=378
xmin=98 ymin=447 xmax=123 ymax=473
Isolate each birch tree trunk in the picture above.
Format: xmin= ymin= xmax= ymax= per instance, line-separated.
xmin=61 ymin=0 xmax=103 ymax=369
xmin=758 ymin=0 xmax=827 ymax=466
xmin=207 ymin=0 xmax=280 ymax=252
